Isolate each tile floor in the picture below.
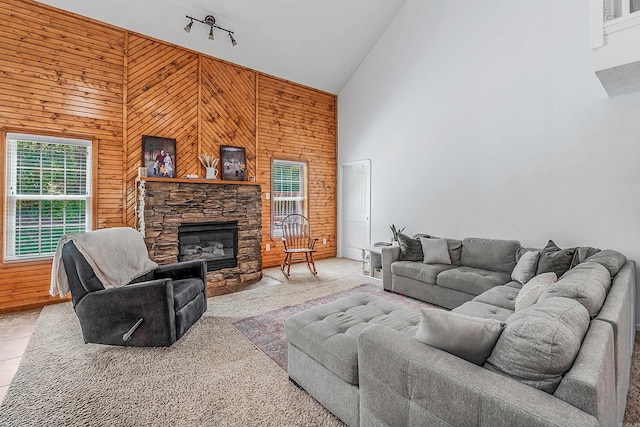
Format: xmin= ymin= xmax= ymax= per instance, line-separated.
xmin=0 ymin=308 xmax=40 ymax=403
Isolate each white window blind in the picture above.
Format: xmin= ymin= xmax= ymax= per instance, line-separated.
xmin=5 ymin=133 xmax=92 ymax=261
xmin=272 ymin=160 xmax=307 ymax=238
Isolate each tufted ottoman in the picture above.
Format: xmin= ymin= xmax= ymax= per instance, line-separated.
xmin=284 ymin=293 xmax=420 ymax=427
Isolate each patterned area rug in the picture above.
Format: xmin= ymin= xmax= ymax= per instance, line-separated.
xmin=232 ymin=283 xmax=433 ymax=370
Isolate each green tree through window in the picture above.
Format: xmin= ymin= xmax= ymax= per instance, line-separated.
xmin=5 ymin=133 xmax=92 ymax=260
xmin=272 ymin=160 xmax=307 ymax=238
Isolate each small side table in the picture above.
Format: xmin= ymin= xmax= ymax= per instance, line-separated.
xmin=360 ymin=245 xmax=383 ymax=279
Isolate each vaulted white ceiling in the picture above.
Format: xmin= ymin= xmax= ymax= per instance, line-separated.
xmin=35 ymin=0 xmax=407 ymax=94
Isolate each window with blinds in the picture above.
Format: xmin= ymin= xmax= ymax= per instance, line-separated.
xmin=272 ymin=160 xmax=307 ymax=238
xmin=5 ymin=133 xmax=92 ymax=261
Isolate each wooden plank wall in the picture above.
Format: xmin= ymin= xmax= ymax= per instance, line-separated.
xmin=0 ymin=0 xmax=125 ymax=311
xmin=0 ymin=0 xmax=337 ymax=313
xmin=125 ymin=35 xmax=199 ymax=222
xmin=200 ymin=57 xmax=256 ymax=180
xmin=257 ymin=76 xmax=337 ymax=267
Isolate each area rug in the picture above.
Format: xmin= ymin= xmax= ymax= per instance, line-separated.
xmin=232 ymin=283 xmax=434 ymax=370
xmin=0 ymin=306 xmax=347 ymax=427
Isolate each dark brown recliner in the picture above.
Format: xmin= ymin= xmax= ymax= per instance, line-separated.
xmin=61 ymin=241 xmax=207 ymax=347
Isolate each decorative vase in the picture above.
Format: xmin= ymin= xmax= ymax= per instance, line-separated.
xmin=206 ymin=167 xmax=218 ymax=179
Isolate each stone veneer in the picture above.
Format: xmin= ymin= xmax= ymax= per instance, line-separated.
xmin=137 ymin=179 xmax=262 ymax=291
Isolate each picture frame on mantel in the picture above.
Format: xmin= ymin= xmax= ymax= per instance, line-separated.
xmin=221 ymin=145 xmax=247 ymax=181
xmin=143 ymin=135 xmax=177 ymax=178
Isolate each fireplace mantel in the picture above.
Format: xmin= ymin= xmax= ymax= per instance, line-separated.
xmin=136 ymin=179 xmax=263 ymax=292
xmin=137 ymin=177 xmax=261 ymax=186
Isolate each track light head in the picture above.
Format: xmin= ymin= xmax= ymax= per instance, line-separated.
xmin=229 ymin=33 xmax=237 ymax=47
xmin=208 ymin=26 xmax=215 ymax=40
xmin=184 ymin=20 xmax=193 ymax=33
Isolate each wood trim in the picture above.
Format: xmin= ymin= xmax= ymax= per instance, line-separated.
xmin=0 ymin=128 xmax=7 ymax=266
xmin=255 ymin=73 xmax=260 ymax=179
xmin=0 ymin=297 xmax=69 ymax=315
xmin=91 ymin=137 xmax=100 ymax=230
xmin=197 ymin=54 xmax=202 ymax=162
xmin=122 ymin=31 xmax=129 ymax=226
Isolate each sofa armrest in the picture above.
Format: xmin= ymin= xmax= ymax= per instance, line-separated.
xmin=553 ymin=320 xmax=616 ymax=427
xmin=74 ymin=279 xmax=176 ymax=346
xmin=154 ymin=259 xmax=207 ymax=284
xmin=381 ymin=246 xmax=400 ymax=291
xmin=357 ymin=325 xmax=598 ymax=427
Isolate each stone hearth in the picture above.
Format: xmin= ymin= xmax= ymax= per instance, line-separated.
xmin=137 ymin=179 xmax=262 ymax=292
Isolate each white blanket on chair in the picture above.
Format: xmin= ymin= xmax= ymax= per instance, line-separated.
xmin=50 ymin=227 xmax=159 ymax=297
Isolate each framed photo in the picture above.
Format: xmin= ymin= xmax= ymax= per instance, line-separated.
xmin=221 ymin=145 xmax=247 ymax=181
xmin=142 ymin=135 xmax=176 ymax=178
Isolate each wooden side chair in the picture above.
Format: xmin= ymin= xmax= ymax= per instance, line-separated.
xmin=280 ymin=214 xmax=318 ymax=277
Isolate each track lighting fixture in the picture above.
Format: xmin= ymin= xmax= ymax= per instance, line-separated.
xmin=184 ymin=14 xmax=237 ymax=46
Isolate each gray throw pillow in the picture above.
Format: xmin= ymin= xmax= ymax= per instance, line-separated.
xmin=511 ymin=250 xmax=540 ymax=284
xmin=485 ymin=296 xmax=590 ymax=393
xmin=569 ymin=246 xmax=601 ymax=268
xmin=446 ymin=238 xmax=463 ymax=265
xmin=536 ymin=240 xmax=576 ymax=278
xmin=397 ymin=233 xmax=423 ymax=261
xmin=514 ymin=272 xmax=557 ymax=311
xmin=538 ymin=261 xmax=611 ymax=317
xmin=415 ymin=308 xmax=505 ymax=365
xmin=420 ymin=237 xmax=451 ymax=265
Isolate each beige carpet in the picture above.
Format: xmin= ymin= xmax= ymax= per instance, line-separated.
xmin=0 ymin=258 xmax=638 ymax=426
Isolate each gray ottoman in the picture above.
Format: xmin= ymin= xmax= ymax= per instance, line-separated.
xmin=284 ymin=293 xmax=420 ymax=427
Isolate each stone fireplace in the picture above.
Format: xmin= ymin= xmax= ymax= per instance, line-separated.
xmin=136 ymin=178 xmax=262 ymax=292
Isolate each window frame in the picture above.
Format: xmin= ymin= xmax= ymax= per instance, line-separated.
xmin=270 ymin=159 xmax=309 ymax=239
xmin=1 ymin=128 xmax=97 ymax=264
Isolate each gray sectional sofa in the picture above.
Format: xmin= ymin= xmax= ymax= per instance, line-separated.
xmin=284 ymin=235 xmax=636 ymax=427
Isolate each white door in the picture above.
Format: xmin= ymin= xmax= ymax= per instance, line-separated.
xmin=339 ymin=160 xmax=371 ymax=260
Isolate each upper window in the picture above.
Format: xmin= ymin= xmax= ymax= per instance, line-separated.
xmin=272 ymin=160 xmax=307 ymax=238
xmin=5 ymin=133 xmax=92 ymax=261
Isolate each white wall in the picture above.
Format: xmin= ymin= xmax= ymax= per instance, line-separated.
xmin=338 ymin=0 xmax=640 ymax=327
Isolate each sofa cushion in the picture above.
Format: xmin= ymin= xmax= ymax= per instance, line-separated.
xmin=172 ymin=277 xmax=205 ymax=311
xmin=452 ymin=301 xmax=514 ymax=322
xmin=515 ymin=272 xmax=557 ymax=312
xmin=284 ymin=294 xmax=420 ymax=385
xmin=584 ymin=249 xmax=627 ymax=277
xmin=420 ymin=237 xmax=451 ymax=265
xmin=511 ymin=250 xmax=540 ymax=284
xmin=536 ymin=240 xmax=576 ymax=278
xmin=391 ymin=261 xmax=456 ymax=285
xmin=472 ymin=285 xmax=520 ymax=311
xmin=415 ymin=309 xmax=505 ymax=365
xmin=437 ymin=266 xmax=512 ymax=296
xmin=397 ymin=233 xmax=423 ymax=261
xmin=538 ymin=261 xmax=611 ymax=317
xmin=485 ymin=296 xmax=590 ymax=394
xmin=460 ymin=237 xmax=520 ymax=273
